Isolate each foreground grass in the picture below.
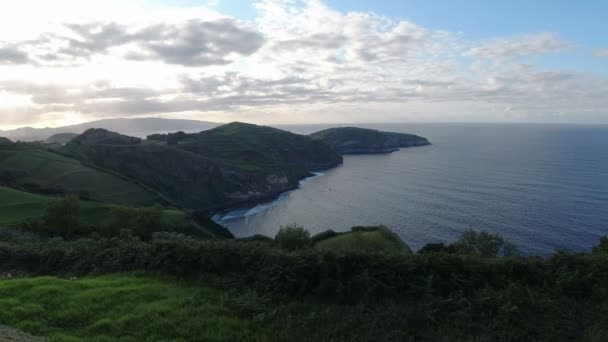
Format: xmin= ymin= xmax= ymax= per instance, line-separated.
xmin=0 ymin=275 xmax=267 ymax=342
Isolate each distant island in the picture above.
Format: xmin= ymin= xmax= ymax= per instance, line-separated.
xmin=310 ymin=127 xmax=430 ymax=154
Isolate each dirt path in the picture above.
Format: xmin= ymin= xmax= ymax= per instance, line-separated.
xmin=0 ymin=325 xmax=44 ymax=341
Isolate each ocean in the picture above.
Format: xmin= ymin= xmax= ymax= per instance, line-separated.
xmin=213 ymin=123 xmax=608 ymax=255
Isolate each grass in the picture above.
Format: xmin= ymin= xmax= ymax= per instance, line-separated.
xmin=0 ymin=148 xmax=159 ymax=206
xmin=314 ymin=227 xmax=413 ymax=255
xmin=0 ymin=186 xmax=188 ymax=228
xmin=0 ymin=275 xmax=268 ymax=342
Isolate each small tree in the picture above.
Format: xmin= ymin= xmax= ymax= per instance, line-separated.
xmin=275 ymin=224 xmax=311 ymax=251
xmin=133 ymin=206 xmax=165 ymax=241
xmin=451 ymin=229 xmax=518 ymax=258
xmin=42 ymin=195 xmax=81 ymax=236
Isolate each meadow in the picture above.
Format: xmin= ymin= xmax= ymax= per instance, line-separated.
xmin=0 ymin=147 xmax=160 ymax=206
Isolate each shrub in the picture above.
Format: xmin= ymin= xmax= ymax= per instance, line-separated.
xmin=41 ymin=196 xmax=81 ymax=236
xmin=450 ymin=229 xmax=518 ymax=258
xmin=593 ymin=236 xmax=608 ymax=254
xmin=275 ymin=224 xmax=311 ymax=251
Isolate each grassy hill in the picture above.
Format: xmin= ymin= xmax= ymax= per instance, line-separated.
xmin=64 ymin=123 xmax=342 ymax=212
xmin=314 ymin=226 xmax=413 ymax=255
xmin=0 ymin=144 xmax=161 ymax=206
xmin=0 ymin=186 xmax=187 ymax=229
xmin=310 ymin=127 xmax=430 ymax=154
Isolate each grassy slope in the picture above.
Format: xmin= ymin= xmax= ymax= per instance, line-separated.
xmin=314 ymin=227 xmax=413 ymax=255
xmin=0 ymin=186 xmax=187 ymax=228
xmin=0 ymin=148 xmax=159 ymax=206
xmin=0 ymin=276 xmax=266 ymax=342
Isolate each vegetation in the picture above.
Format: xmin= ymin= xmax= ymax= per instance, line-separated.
xmin=0 ymin=123 xmax=606 ymax=341
xmin=0 ymin=187 xmax=225 ymax=239
xmin=0 ymin=143 xmax=160 ymax=206
xmin=310 ymin=127 xmax=430 ymax=154
xmin=0 ymin=276 xmax=266 ymax=342
xmin=0 ymin=227 xmax=607 ymax=341
xmin=275 ymin=224 xmax=311 ymax=251
xmin=314 ymin=226 xmax=413 ymax=255
xmin=62 ymin=124 xmax=342 ymax=211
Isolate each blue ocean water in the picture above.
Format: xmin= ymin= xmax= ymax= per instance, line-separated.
xmin=214 ymin=123 xmax=608 ymax=255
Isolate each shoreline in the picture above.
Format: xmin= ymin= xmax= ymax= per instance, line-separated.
xmin=211 ymin=171 xmax=328 ymax=225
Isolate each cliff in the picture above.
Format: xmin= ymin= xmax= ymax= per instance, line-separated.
xmin=64 ymin=123 xmax=342 ymax=212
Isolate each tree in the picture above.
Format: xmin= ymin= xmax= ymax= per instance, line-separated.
xmin=42 ymin=196 xmax=81 ymax=235
xmin=133 ymin=206 xmax=165 ymax=241
xmin=275 ymin=224 xmax=311 ymax=251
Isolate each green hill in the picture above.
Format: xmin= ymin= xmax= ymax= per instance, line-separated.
xmin=64 ymin=123 xmax=342 ymax=212
xmin=0 ymin=143 xmax=160 ymax=206
xmin=0 ymin=185 xmax=183 ymax=228
xmin=314 ymin=226 xmax=413 ymax=255
xmin=310 ymin=127 xmax=430 ymax=154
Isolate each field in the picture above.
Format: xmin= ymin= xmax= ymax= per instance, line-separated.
xmin=0 ymin=276 xmax=266 ymax=342
xmin=314 ymin=227 xmax=413 ymax=255
xmin=0 ymin=186 xmax=188 ymax=228
xmin=0 ymin=148 xmax=160 ymax=206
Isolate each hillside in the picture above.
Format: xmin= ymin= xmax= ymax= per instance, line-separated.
xmin=64 ymin=123 xmax=343 ymax=211
xmin=45 ymin=133 xmax=78 ymax=145
xmin=0 ymin=142 xmax=161 ymax=206
xmin=0 ymin=118 xmax=221 ymax=142
xmin=310 ymin=127 xmax=430 ymax=154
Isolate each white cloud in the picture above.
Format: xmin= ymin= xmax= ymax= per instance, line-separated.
xmin=596 ymin=49 xmax=608 ymax=58
xmin=464 ymin=32 xmax=570 ymax=60
xmin=0 ymin=0 xmax=606 ymax=128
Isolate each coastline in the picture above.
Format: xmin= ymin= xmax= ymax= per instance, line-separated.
xmin=212 ymin=171 xmax=328 ymax=225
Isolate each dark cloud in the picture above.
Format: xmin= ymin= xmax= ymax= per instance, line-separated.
xmin=5 ymin=19 xmax=265 ymax=67
xmin=0 ymin=45 xmax=29 ymax=64
xmin=132 ymin=19 xmax=265 ymax=66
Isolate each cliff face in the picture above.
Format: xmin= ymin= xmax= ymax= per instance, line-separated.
xmin=310 ymin=127 xmax=430 ymax=155
xmin=65 ymin=123 xmax=342 ymax=211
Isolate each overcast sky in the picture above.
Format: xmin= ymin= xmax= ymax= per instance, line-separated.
xmin=0 ymin=0 xmax=607 ymax=129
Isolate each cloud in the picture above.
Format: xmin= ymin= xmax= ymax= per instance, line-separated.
xmin=596 ymin=49 xmax=608 ymax=58
xmin=125 ymin=19 xmax=266 ymax=66
xmin=464 ymin=32 xmax=569 ymax=60
xmin=0 ymin=0 xmax=606 ymax=127
xmin=7 ymin=18 xmax=265 ymax=67
xmin=0 ymin=45 xmax=28 ymax=64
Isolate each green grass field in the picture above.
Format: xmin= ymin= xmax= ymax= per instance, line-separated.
xmin=0 ymin=186 xmax=187 ymax=228
xmin=0 ymin=149 xmax=159 ymax=206
xmin=0 ymin=276 xmax=267 ymax=342
xmin=315 ymin=227 xmax=413 ymax=255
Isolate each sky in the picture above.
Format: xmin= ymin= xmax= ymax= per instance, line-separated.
xmin=0 ymin=0 xmax=607 ymax=129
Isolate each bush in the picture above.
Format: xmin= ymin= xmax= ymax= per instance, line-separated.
xmin=41 ymin=196 xmax=81 ymax=236
xmin=450 ymin=229 xmax=518 ymax=257
xmin=593 ymin=236 xmax=608 ymax=254
xmin=275 ymin=224 xmax=311 ymax=251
